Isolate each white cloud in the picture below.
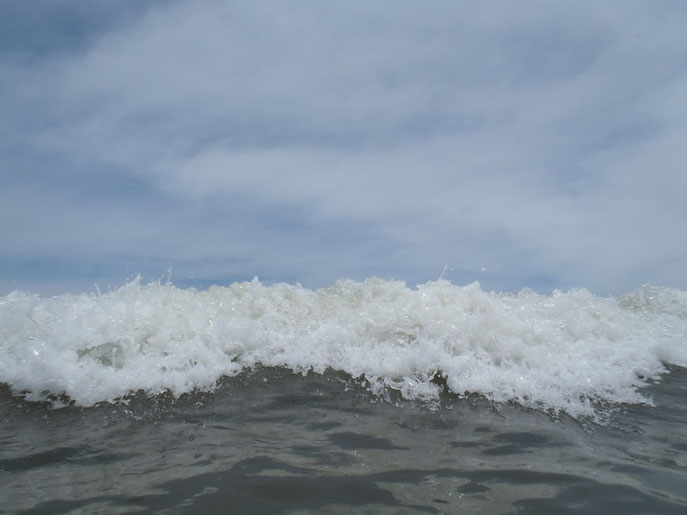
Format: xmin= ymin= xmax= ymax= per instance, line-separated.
xmin=2 ymin=0 xmax=686 ymax=294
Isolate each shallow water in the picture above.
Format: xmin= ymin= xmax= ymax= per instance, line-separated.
xmin=2 ymin=366 xmax=686 ymax=514
xmin=2 ymin=278 xmax=686 ymax=512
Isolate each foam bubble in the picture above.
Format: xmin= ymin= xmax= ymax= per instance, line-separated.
xmin=1 ymin=277 xmax=685 ymax=417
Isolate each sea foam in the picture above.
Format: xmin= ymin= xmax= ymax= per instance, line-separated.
xmin=1 ymin=277 xmax=686 ymax=418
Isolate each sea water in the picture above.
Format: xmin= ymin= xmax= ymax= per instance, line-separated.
xmin=1 ymin=278 xmax=686 ymax=513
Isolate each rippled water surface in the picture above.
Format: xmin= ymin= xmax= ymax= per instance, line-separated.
xmin=2 ymin=366 xmax=686 ymax=514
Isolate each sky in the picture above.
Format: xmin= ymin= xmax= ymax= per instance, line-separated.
xmin=1 ymin=0 xmax=686 ymax=296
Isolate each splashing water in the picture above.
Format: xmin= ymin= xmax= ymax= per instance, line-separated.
xmin=1 ymin=277 xmax=686 ymax=418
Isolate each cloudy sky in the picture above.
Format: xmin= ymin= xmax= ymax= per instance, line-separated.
xmin=1 ymin=0 xmax=686 ymax=295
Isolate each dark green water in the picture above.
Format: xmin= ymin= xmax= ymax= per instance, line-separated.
xmin=2 ymin=367 xmax=686 ymax=514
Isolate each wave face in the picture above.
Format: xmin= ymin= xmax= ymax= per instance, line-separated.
xmin=1 ymin=277 xmax=686 ymax=417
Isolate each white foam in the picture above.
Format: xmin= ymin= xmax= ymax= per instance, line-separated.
xmin=1 ymin=277 xmax=686 ymax=417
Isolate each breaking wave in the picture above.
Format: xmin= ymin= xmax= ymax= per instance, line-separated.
xmin=1 ymin=277 xmax=686 ymax=418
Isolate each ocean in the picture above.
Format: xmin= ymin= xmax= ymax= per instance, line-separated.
xmin=1 ymin=278 xmax=686 ymax=513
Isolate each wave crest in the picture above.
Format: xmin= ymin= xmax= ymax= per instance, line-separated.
xmin=1 ymin=277 xmax=686 ymax=417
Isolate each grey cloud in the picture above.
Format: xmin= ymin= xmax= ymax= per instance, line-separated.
xmin=2 ymin=1 xmax=686 ymax=294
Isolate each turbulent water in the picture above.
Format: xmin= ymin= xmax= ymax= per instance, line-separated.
xmin=2 ymin=277 xmax=686 ymax=417
xmin=1 ymin=278 xmax=686 ymax=513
